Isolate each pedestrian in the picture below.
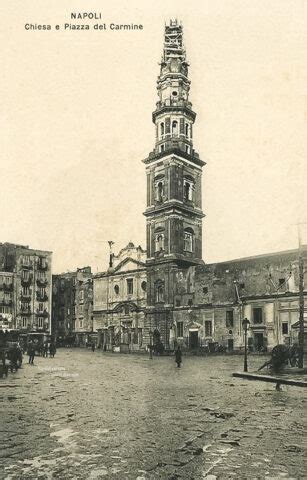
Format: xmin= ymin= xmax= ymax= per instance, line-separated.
xmin=49 ymin=343 xmax=56 ymax=358
xmin=91 ymin=343 xmax=95 ymax=352
xmin=43 ymin=342 xmax=48 ymax=358
xmin=28 ymin=341 xmax=35 ymax=365
xmin=175 ymin=346 xmax=182 ymax=368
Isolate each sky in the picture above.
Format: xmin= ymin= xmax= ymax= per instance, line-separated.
xmin=0 ymin=0 xmax=306 ymax=273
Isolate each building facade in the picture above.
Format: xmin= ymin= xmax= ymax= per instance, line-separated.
xmin=0 ymin=272 xmax=14 ymax=331
xmin=52 ymin=267 xmax=93 ymax=345
xmin=0 ymin=242 xmax=52 ymax=334
xmin=93 ymin=243 xmax=147 ymax=352
xmin=170 ymin=248 xmax=307 ymax=352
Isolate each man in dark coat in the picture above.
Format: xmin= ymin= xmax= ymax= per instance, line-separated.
xmin=175 ymin=346 xmax=182 ymax=368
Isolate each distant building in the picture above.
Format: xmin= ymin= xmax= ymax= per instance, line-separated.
xmin=93 ymin=243 xmax=147 ymax=352
xmin=0 ymin=272 xmax=14 ymax=331
xmin=0 ymin=242 xmax=52 ymax=333
xmin=52 ymin=267 xmax=93 ymax=345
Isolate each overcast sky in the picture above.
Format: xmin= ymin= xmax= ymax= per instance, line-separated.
xmin=0 ymin=0 xmax=306 ymax=273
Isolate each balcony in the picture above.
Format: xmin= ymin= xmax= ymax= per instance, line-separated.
xmin=36 ymin=291 xmax=48 ymax=302
xmin=20 ymin=307 xmax=31 ymax=315
xmin=37 ymin=261 xmax=48 ymax=272
xmin=21 ymin=276 xmax=33 ymax=287
xmin=36 ymin=279 xmax=48 ymax=288
xmin=0 ymin=299 xmax=12 ymax=306
xmin=21 ymin=260 xmax=33 ymax=270
xmin=20 ymin=292 xmax=32 ymax=301
xmin=36 ymin=309 xmax=49 ymax=318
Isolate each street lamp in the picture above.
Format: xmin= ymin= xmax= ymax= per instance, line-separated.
xmin=242 ymin=317 xmax=250 ymax=372
xmin=149 ymin=330 xmax=153 ymax=359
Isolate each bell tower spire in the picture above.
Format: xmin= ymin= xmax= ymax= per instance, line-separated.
xmin=143 ymin=21 xmax=205 ymax=349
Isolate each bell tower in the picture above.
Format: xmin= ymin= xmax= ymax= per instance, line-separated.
xmin=143 ymin=20 xmax=205 ymax=347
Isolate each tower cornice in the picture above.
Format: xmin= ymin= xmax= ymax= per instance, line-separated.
xmin=152 ymin=104 xmax=196 ymax=123
xmin=143 ymin=149 xmax=206 ymax=168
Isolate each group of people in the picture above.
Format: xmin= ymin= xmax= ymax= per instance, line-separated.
xmin=27 ymin=340 xmax=56 ymax=365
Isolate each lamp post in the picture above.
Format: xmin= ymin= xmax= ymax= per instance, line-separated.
xmin=149 ymin=330 xmax=153 ymax=359
xmin=242 ymin=317 xmax=250 ymax=372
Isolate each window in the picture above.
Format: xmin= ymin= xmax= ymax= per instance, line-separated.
xmin=80 ymin=290 xmax=84 ymax=301
xmin=253 ymin=307 xmax=263 ymax=324
xmin=183 ymin=179 xmax=194 ymax=201
xmin=184 ymin=229 xmax=194 ymax=253
xmin=205 ymin=320 xmax=212 ymax=337
xmin=38 ymin=317 xmax=44 ymax=328
xmin=79 ymin=304 xmax=84 ymax=314
xmin=203 ymin=287 xmax=208 ymax=294
xmin=188 ymin=299 xmax=193 ymax=306
xmin=160 ymin=145 xmax=164 ymax=153
xmin=226 ymin=310 xmax=234 ymax=328
xmin=22 ymin=286 xmax=30 ymax=296
xmin=141 ymin=281 xmax=147 ymax=292
xmin=185 ymin=123 xmax=189 ymax=137
xmin=172 ymin=120 xmax=178 ymax=135
xmin=282 ymin=322 xmax=289 ymax=335
xmin=23 ymin=255 xmax=30 ymax=266
xmin=177 ymin=321 xmax=183 ymax=337
xmin=185 ymin=145 xmax=190 ymax=154
xmin=155 ymin=233 xmax=165 ymax=252
xmin=38 ymin=303 xmax=44 ymax=312
xmin=155 ymin=281 xmax=164 ymax=303
xmin=127 ymin=279 xmax=133 ymax=295
xmin=22 ymin=317 xmax=28 ymax=328
xmin=22 ymin=270 xmax=29 ymax=280
xmin=160 ymin=122 xmax=164 ymax=136
xmin=279 ymin=278 xmax=285 ymax=288
xmin=176 ymin=299 xmax=181 ymax=307
xmin=79 ymin=319 xmax=83 ymax=329
xmin=114 ymin=284 xmax=119 ymax=295
xmin=155 ymin=181 xmax=164 ymax=202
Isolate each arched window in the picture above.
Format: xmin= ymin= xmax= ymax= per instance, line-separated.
xmin=114 ymin=285 xmax=119 ymax=295
xmin=160 ymin=122 xmax=164 ymax=137
xmin=141 ymin=281 xmax=147 ymax=292
xmin=155 ymin=233 xmax=165 ymax=252
xmin=183 ymin=178 xmax=194 ymax=202
xmin=155 ymin=280 xmax=164 ymax=303
xmin=172 ymin=120 xmax=178 ymax=135
xmin=157 ymin=182 xmax=163 ymax=202
xmin=185 ymin=123 xmax=189 ymax=137
xmin=155 ymin=177 xmax=164 ymax=202
xmin=184 ymin=228 xmax=194 ymax=253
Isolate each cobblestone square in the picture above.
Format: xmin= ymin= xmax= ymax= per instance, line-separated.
xmin=1 ymin=349 xmax=306 ymax=479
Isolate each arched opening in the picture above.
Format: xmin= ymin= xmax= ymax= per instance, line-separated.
xmin=183 ymin=178 xmax=194 ymax=202
xmin=185 ymin=123 xmax=189 ymax=137
xmin=155 ymin=233 xmax=165 ymax=252
xmin=172 ymin=120 xmax=178 ymax=135
xmin=184 ymin=227 xmax=194 ymax=253
xmin=160 ymin=122 xmax=164 ymax=137
xmin=157 ymin=182 xmax=163 ymax=202
xmin=155 ymin=281 xmax=164 ymax=303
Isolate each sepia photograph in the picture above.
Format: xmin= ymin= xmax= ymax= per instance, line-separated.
xmin=0 ymin=1 xmax=306 ymax=478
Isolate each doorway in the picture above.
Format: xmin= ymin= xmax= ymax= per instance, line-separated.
xmin=189 ymin=331 xmax=198 ymax=349
xmin=254 ymin=332 xmax=264 ymax=352
xmin=228 ymin=339 xmax=234 ymax=351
